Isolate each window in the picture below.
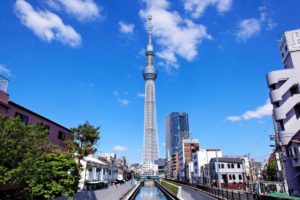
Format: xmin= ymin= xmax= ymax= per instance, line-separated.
xmin=58 ymin=131 xmax=66 ymax=141
xmin=233 ymin=175 xmax=236 ymax=180
xmin=279 ymin=120 xmax=285 ymax=131
xmin=295 ymin=104 xmax=300 ymax=119
xmin=239 ymin=175 xmax=242 ymax=180
xmin=195 ymin=169 xmax=198 ymax=173
xmin=15 ymin=112 xmax=29 ymax=124
xmin=231 ymin=163 xmax=234 ymax=168
xmin=237 ymin=163 xmax=241 ymax=168
xmin=290 ymin=85 xmax=300 ymax=96
xmin=221 ymin=164 xmax=224 ymax=168
xmin=227 ymin=163 xmax=230 ymax=168
xmin=229 ymin=175 xmax=232 ymax=180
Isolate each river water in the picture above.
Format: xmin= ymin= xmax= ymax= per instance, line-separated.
xmin=134 ymin=186 xmax=167 ymax=200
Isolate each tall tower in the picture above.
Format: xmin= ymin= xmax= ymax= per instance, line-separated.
xmin=142 ymin=15 xmax=159 ymax=170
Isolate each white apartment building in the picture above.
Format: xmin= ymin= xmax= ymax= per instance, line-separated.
xmin=192 ymin=149 xmax=222 ymax=184
xmin=266 ymin=29 xmax=300 ymax=194
xmin=209 ymin=157 xmax=246 ymax=189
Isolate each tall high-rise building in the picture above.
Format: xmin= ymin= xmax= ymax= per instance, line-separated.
xmin=266 ymin=29 xmax=300 ymax=194
xmin=141 ymin=16 xmax=159 ymax=171
xmin=165 ymin=112 xmax=190 ymax=160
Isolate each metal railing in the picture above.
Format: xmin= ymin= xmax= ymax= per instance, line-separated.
xmin=165 ymin=179 xmax=258 ymax=200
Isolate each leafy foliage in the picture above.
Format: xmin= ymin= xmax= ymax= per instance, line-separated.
xmin=0 ymin=115 xmax=80 ymax=199
xmin=70 ymin=121 xmax=100 ymax=161
xmin=266 ymin=159 xmax=278 ymax=181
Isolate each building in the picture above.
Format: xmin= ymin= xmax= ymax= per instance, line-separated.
xmin=209 ymin=157 xmax=246 ymax=190
xmin=155 ymin=158 xmax=166 ymax=176
xmin=165 ymin=112 xmax=190 ymax=161
xmin=171 ymin=152 xmax=180 ymax=179
xmin=179 ymin=139 xmax=199 ymax=181
xmin=141 ymin=16 xmax=159 ymax=174
xmin=192 ymin=149 xmax=223 ymax=184
xmin=266 ymin=29 xmax=300 ymax=194
xmin=0 ymin=76 xmax=72 ymax=150
xmin=78 ymin=155 xmax=118 ymax=191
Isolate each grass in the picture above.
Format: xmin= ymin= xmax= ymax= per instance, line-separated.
xmin=160 ymin=180 xmax=179 ymax=194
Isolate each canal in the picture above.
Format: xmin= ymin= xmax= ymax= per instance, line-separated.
xmin=134 ymin=184 xmax=167 ymax=200
xmin=134 ymin=186 xmax=167 ymax=200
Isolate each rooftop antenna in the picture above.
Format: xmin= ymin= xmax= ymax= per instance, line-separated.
xmin=148 ymin=15 xmax=152 ymax=44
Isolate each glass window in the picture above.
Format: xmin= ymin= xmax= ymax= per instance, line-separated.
xmin=227 ymin=163 xmax=230 ymax=168
xmin=237 ymin=163 xmax=241 ymax=168
xmin=233 ymin=175 xmax=236 ymax=180
xmin=229 ymin=175 xmax=232 ymax=180
xmin=58 ymin=131 xmax=66 ymax=140
xmin=239 ymin=175 xmax=242 ymax=180
xmin=231 ymin=163 xmax=234 ymax=168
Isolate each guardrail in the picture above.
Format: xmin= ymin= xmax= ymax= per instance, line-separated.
xmin=165 ymin=179 xmax=258 ymax=200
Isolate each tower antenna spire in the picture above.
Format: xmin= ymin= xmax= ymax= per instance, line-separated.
xmin=148 ymin=15 xmax=152 ymax=44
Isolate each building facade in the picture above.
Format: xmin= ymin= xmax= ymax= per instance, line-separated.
xmin=192 ymin=149 xmax=223 ymax=184
xmin=165 ymin=112 xmax=190 ymax=161
xmin=0 ymin=77 xmax=72 ymax=150
xmin=141 ymin=16 xmax=159 ymax=174
xmin=209 ymin=157 xmax=246 ymax=190
xmin=266 ymin=29 xmax=300 ymax=195
xmin=179 ymin=139 xmax=199 ymax=181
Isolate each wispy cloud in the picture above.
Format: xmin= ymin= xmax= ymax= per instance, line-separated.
xmin=184 ymin=0 xmax=233 ymax=19
xmin=113 ymin=145 xmax=127 ymax=151
xmin=137 ymin=93 xmax=145 ymax=98
xmin=118 ymin=98 xmax=130 ymax=106
xmin=15 ymin=0 xmax=81 ymax=47
xmin=47 ymin=0 xmax=101 ymax=22
xmin=226 ymin=99 xmax=273 ymax=122
xmin=139 ymin=0 xmax=211 ymax=70
xmin=0 ymin=64 xmax=12 ymax=77
xmin=235 ymin=18 xmax=261 ymax=42
xmin=119 ymin=21 xmax=135 ymax=34
xmin=235 ymin=6 xmax=276 ymax=42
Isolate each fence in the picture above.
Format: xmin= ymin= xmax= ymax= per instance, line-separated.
xmin=165 ymin=179 xmax=258 ymax=200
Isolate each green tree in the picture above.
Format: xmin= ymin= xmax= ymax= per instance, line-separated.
xmin=70 ymin=121 xmax=100 ymax=162
xmin=266 ymin=160 xmax=278 ymax=181
xmin=0 ymin=115 xmax=80 ymax=199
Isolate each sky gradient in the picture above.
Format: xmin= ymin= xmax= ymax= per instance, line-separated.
xmin=1 ymin=0 xmax=300 ymax=164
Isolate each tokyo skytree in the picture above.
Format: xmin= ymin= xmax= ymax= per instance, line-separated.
xmin=141 ymin=15 xmax=159 ymax=167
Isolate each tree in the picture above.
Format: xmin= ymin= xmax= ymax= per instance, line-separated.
xmin=0 ymin=115 xmax=80 ymax=199
xmin=266 ymin=160 xmax=278 ymax=181
xmin=70 ymin=121 xmax=100 ymax=162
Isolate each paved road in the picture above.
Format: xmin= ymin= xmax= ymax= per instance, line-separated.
xmin=179 ymin=185 xmax=217 ymax=200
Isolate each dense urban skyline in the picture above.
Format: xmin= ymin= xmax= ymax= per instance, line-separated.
xmin=1 ymin=0 xmax=300 ymax=164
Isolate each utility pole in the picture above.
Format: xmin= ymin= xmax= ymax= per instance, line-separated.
xmin=216 ymin=150 xmax=221 ymax=189
xmin=271 ymin=114 xmax=289 ymax=194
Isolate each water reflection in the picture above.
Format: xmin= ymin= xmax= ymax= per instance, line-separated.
xmin=134 ymin=186 xmax=167 ymax=200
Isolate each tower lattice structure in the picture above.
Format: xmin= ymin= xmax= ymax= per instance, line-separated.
xmin=141 ymin=15 xmax=159 ymax=169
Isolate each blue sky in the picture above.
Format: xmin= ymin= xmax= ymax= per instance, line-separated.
xmin=0 ymin=0 xmax=299 ymax=164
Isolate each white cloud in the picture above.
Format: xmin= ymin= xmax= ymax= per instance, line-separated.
xmin=15 ymin=0 xmax=81 ymax=47
xmin=227 ymin=99 xmax=273 ymax=122
xmin=113 ymin=145 xmax=127 ymax=151
xmin=235 ymin=18 xmax=261 ymax=42
xmin=0 ymin=64 xmax=12 ymax=77
xmin=235 ymin=6 xmax=276 ymax=42
xmin=47 ymin=0 xmax=100 ymax=22
xmin=139 ymin=0 xmax=211 ymax=69
xmin=118 ymin=98 xmax=130 ymax=105
xmin=119 ymin=21 xmax=135 ymax=34
xmin=137 ymin=93 xmax=145 ymax=98
xmin=184 ymin=0 xmax=233 ymax=19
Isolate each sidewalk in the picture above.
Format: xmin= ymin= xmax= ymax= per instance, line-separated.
xmin=75 ymin=181 xmax=134 ymax=200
